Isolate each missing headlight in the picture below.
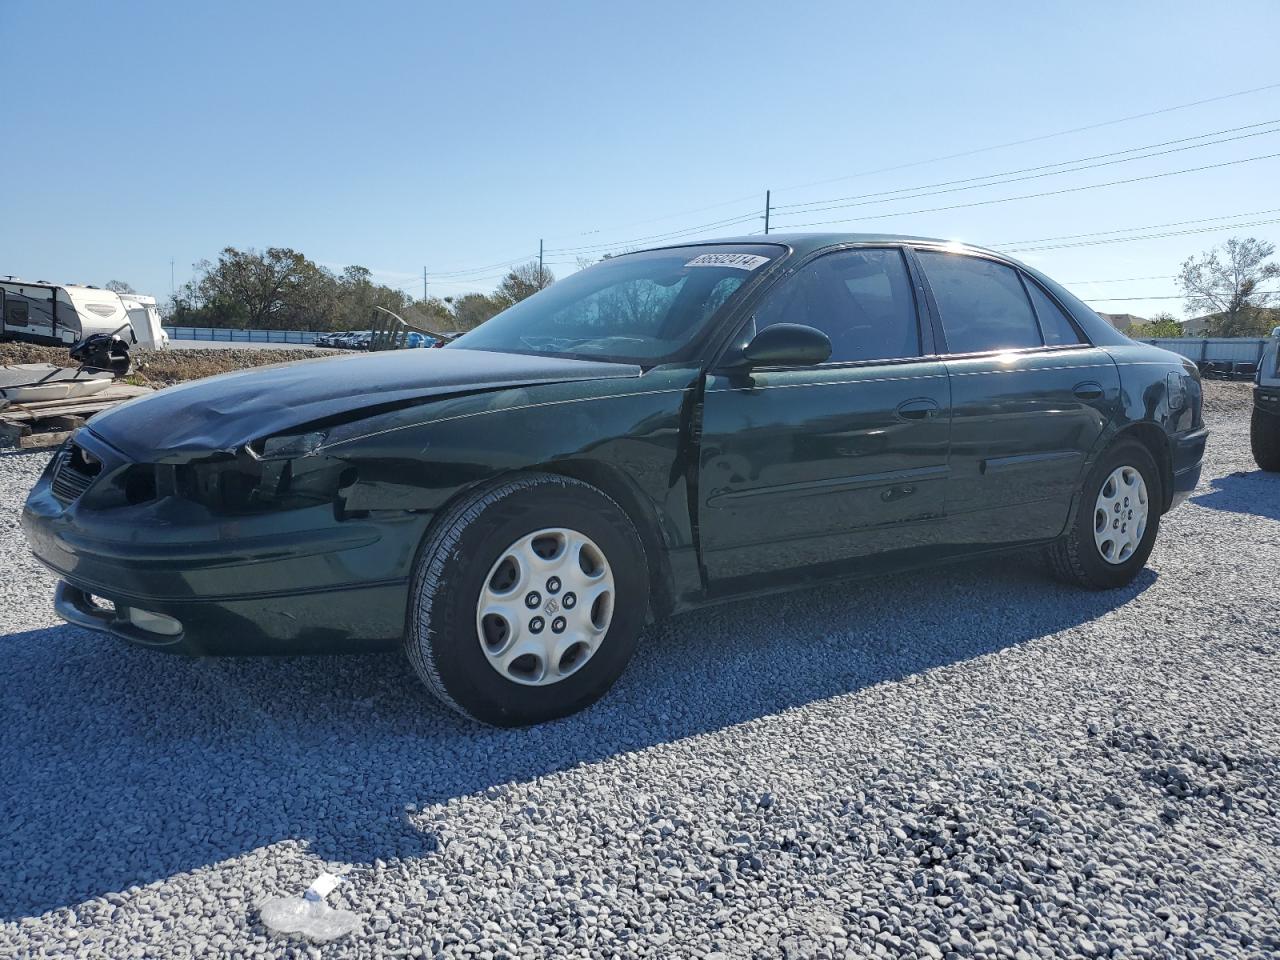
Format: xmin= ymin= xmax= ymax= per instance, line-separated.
xmin=253 ymin=431 xmax=328 ymax=460
xmin=175 ymin=454 xmax=352 ymax=515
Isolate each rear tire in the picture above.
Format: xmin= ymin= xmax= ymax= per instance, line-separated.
xmin=405 ymin=473 xmax=648 ymax=726
xmin=1251 ymin=407 xmax=1280 ymax=472
xmin=1046 ymin=439 xmax=1162 ymax=590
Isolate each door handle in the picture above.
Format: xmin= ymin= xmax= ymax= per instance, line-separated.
xmin=896 ymin=398 xmax=940 ymax=420
xmin=1072 ymin=381 xmax=1104 ymax=401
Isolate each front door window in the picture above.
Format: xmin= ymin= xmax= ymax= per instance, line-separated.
xmin=753 ymin=248 xmax=922 ymax=363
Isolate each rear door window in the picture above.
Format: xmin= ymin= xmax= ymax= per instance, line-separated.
xmin=916 ymin=251 xmax=1043 ymax=354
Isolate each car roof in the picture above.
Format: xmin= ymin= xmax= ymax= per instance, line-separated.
xmin=641 ymin=232 xmax=1006 ymax=261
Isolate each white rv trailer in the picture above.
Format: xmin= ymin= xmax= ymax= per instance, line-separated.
xmin=0 ymin=278 xmax=169 ymax=349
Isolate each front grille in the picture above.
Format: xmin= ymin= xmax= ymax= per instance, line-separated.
xmin=50 ymin=443 xmax=101 ymax=505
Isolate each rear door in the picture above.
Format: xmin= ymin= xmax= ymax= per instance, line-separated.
xmin=697 ymin=246 xmax=952 ymax=586
xmin=912 ymin=247 xmax=1120 ymax=547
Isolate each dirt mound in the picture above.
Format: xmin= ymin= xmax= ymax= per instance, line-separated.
xmin=0 ymin=342 xmax=333 ymax=388
xmin=1200 ymin=379 xmax=1254 ymax=417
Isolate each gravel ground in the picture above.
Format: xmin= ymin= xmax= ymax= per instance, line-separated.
xmin=1 ymin=385 xmax=1277 ymax=959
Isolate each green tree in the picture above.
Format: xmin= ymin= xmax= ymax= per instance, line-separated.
xmin=191 ymin=247 xmax=315 ymax=329
xmin=1178 ymin=237 xmax=1279 ymax=337
xmin=1129 ymin=312 xmax=1184 ymax=338
xmin=176 ymin=249 xmax=415 ymax=330
xmin=402 ymin=296 xmax=457 ymax=332
xmin=453 ymin=292 xmax=506 ymax=330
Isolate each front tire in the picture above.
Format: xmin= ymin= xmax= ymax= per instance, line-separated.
xmin=1251 ymin=407 xmax=1280 ymax=472
xmin=405 ymin=473 xmax=648 ymax=726
xmin=1046 ymin=440 xmax=1162 ymax=590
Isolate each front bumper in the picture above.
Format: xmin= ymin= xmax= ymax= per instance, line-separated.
xmin=1168 ymin=426 xmax=1209 ymax=510
xmin=1255 ymin=385 xmax=1280 ymax=415
xmin=22 ymin=436 xmax=428 ymax=655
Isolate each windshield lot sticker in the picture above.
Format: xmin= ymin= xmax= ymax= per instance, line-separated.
xmin=685 ymin=253 xmax=770 ymax=270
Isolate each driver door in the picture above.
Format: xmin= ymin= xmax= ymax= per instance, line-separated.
xmin=697 ymin=247 xmax=952 ymax=587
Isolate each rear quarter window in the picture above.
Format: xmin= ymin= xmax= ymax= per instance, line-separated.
xmin=1025 ymin=279 xmax=1084 ymax=346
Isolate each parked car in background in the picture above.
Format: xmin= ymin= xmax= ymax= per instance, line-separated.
xmin=403 ymin=331 xmax=437 ymax=348
xmin=24 ymin=234 xmax=1207 ymax=725
xmin=1252 ymin=325 xmax=1280 ymax=471
xmin=329 ymin=330 xmax=370 ymax=350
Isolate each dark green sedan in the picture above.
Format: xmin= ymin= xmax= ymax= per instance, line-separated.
xmin=23 ymin=234 xmax=1208 ymax=725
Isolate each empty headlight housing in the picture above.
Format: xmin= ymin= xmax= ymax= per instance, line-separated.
xmin=253 ymin=431 xmax=328 ymax=460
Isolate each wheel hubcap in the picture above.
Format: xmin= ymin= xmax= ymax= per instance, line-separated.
xmin=476 ymin=528 xmax=615 ymax=686
xmin=1093 ymin=465 xmax=1148 ymax=565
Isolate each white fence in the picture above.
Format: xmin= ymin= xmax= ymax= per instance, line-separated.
xmin=1139 ymin=337 xmax=1269 ymax=364
xmin=164 ymin=326 xmax=318 ymax=344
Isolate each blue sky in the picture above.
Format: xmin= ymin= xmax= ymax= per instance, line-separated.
xmin=3 ymin=0 xmax=1278 ymax=320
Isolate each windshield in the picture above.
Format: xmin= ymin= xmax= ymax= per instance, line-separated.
xmin=447 ymin=243 xmax=784 ymax=364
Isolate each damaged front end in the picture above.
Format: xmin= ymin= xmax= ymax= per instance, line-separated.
xmin=24 ymin=426 xmax=428 ymax=654
xmin=99 ymin=439 xmax=355 ymax=517
xmin=22 ymin=347 xmax=647 ymax=654
xmin=57 ymin=422 xmax=381 ymax=522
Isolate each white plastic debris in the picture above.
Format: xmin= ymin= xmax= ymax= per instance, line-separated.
xmin=260 ymin=872 xmax=359 ymax=942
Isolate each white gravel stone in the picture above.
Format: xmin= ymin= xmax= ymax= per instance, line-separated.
xmin=0 ymin=387 xmax=1277 ymax=959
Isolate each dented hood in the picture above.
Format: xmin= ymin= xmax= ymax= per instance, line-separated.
xmin=87 ymin=348 xmax=641 ymax=462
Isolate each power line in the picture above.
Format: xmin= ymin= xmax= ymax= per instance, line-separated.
xmin=1084 ymin=289 xmax=1278 ymax=302
xmin=1066 ymin=275 xmax=1177 ymax=284
xmin=543 ymin=209 xmax=762 ymax=257
xmin=390 ymin=210 xmax=1280 ymax=297
xmin=991 ymin=207 xmax=1280 ymax=248
xmin=541 ymin=112 xmax=1280 ymax=260
xmin=544 ymin=192 xmax=765 ymax=241
xmin=771 ymin=152 xmax=1280 ymax=230
xmin=377 ymin=82 xmax=1280 ymax=287
xmin=770 ymin=120 xmax=1280 ymax=215
xmin=428 ymin=252 xmax=539 ymax=278
xmin=1001 ymin=216 xmax=1280 ymax=254
xmin=1085 ymin=295 xmax=1188 ymax=302
xmin=533 ymin=81 xmax=1280 ymax=251
xmin=767 ymin=80 xmax=1280 ymax=196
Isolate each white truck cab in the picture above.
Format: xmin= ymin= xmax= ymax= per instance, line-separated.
xmin=0 ymin=279 xmax=169 ymax=350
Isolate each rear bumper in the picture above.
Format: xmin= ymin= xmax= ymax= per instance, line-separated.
xmin=1168 ymin=426 xmax=1209 ymax=510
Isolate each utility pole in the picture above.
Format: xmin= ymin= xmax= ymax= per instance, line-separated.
xmin=423 ymin=266 xmax=428 ymax=301
xmin=169 ymin=258 xmax=175 ymax=298
xmin=764 ymin=190 xmax=771 ymax=235
xmin=538 ymin=239 xmax=545 ymax=290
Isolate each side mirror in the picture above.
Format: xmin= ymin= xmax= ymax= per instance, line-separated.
xmin=1271 ymin=325 xmax=1280 ymax=339
xmin=738 ymin=323 xmax=832 ymax=368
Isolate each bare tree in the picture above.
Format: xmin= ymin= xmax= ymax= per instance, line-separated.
xmin=104 ymin=280 xmax=135 ymax=294
xmin=1178 ymin=237 xmax=1279 ymax=337
xmin=496 ymin=260 xmax=555 ymax=306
